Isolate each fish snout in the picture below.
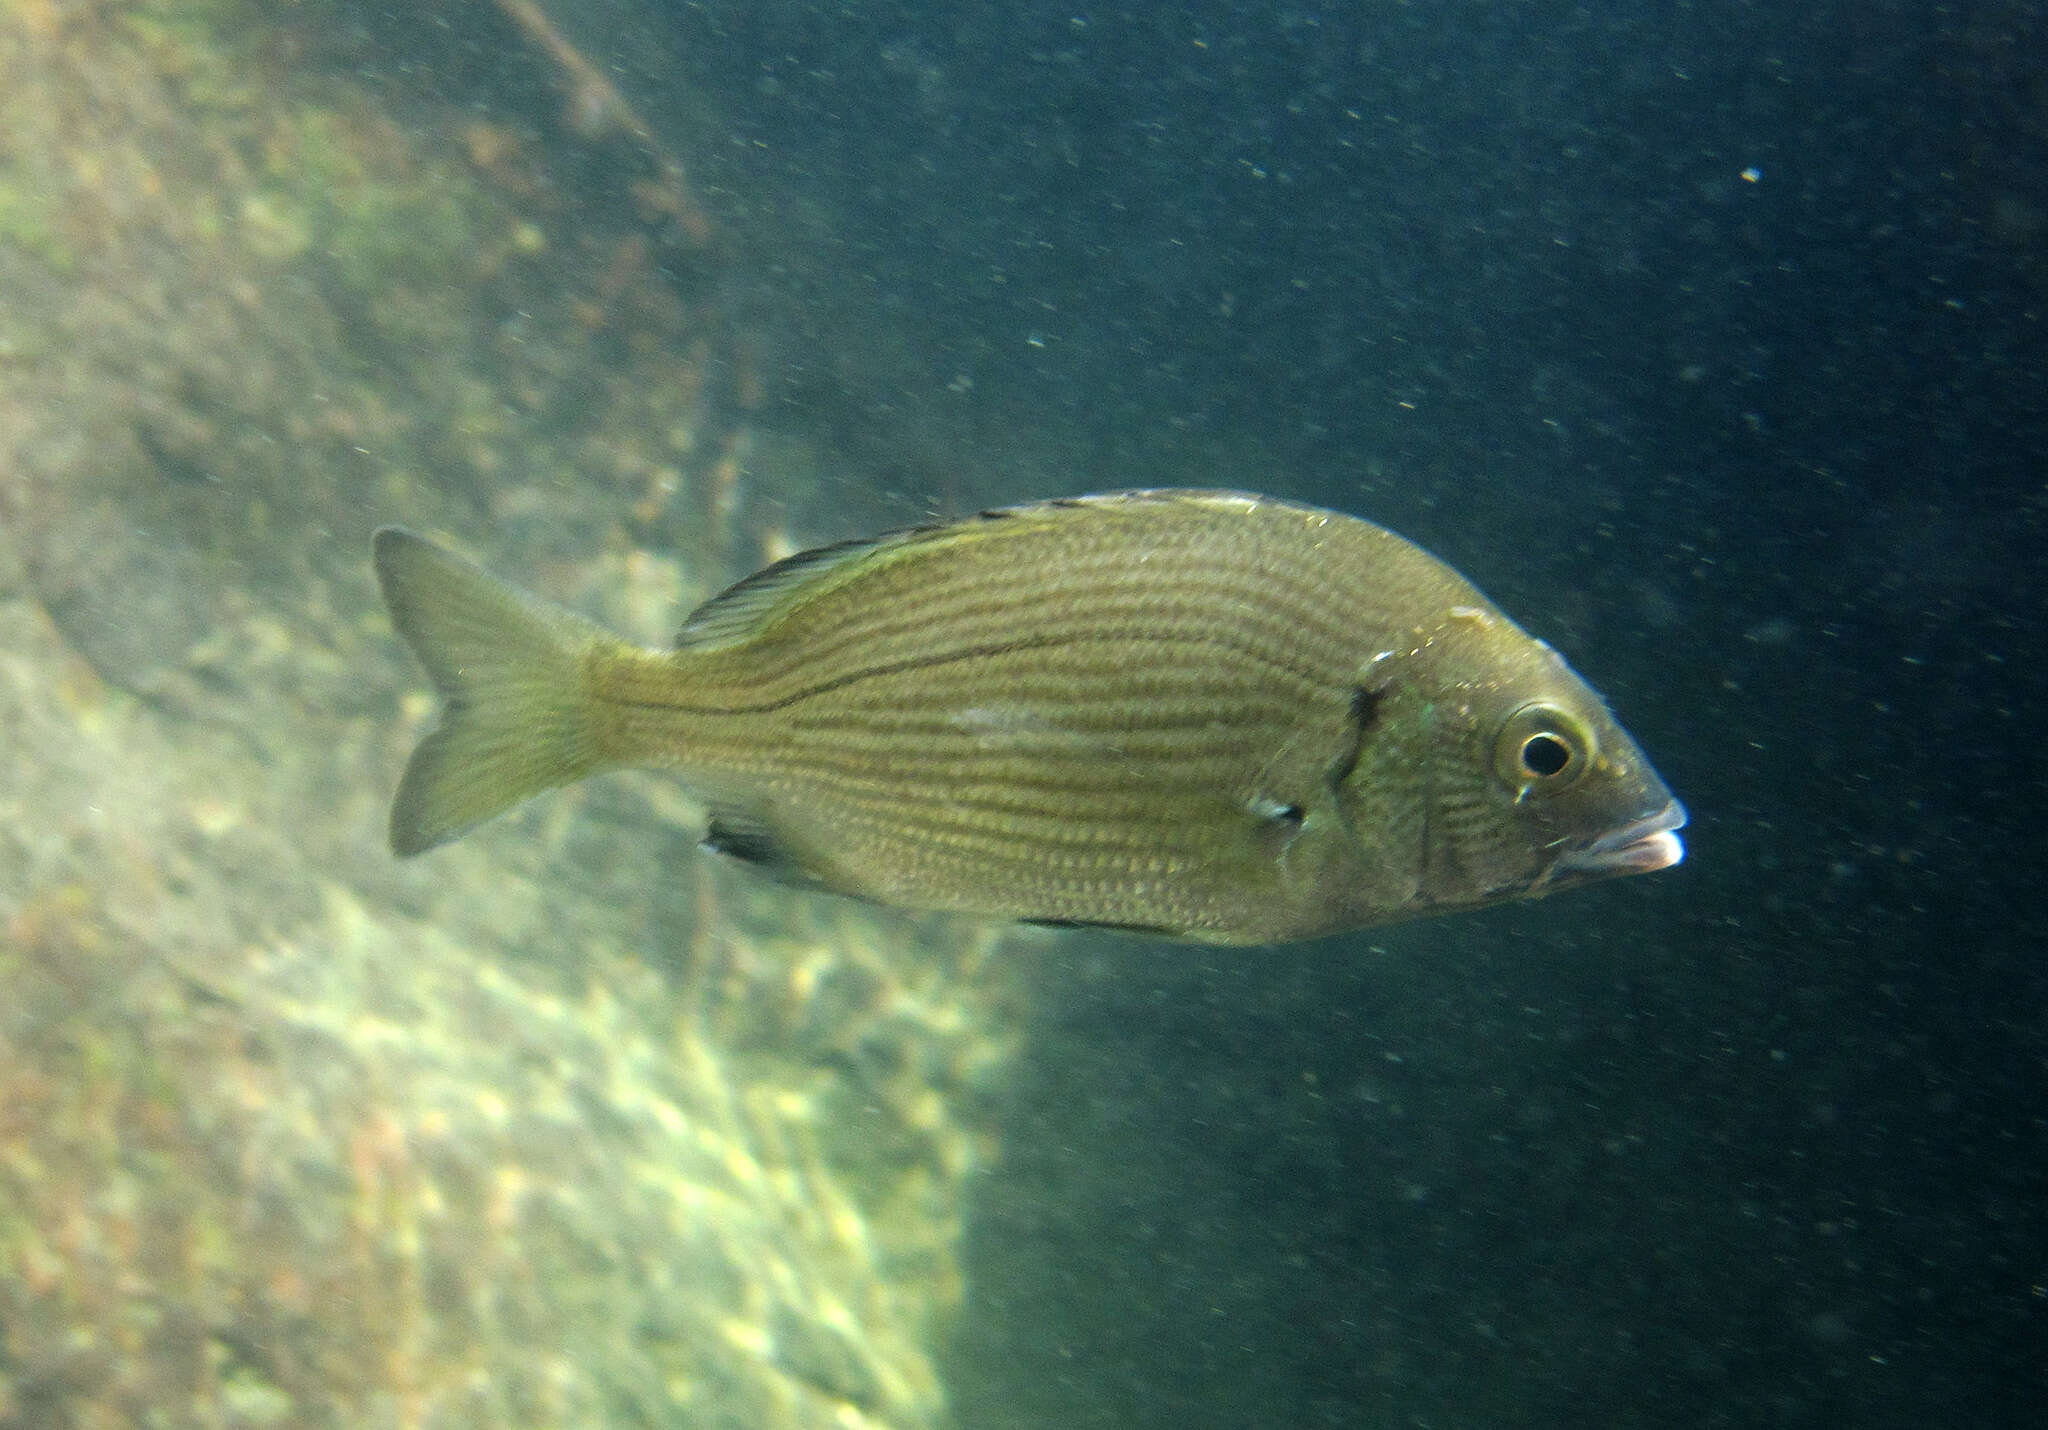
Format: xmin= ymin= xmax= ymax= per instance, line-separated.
xmin=1556 ymin=798 xmax=1687 ymax=878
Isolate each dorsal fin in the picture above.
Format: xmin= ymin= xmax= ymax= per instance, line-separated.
xmin=674 ymin=502 xmax=1032 ymax=649
xmin=673 ymin=490 xmax=1277 ymax=649
xmin=675 ymin=534 xmax=893 ymax=648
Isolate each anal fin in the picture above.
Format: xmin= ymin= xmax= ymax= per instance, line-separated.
xmin=702 ymin=805 xmax=831 ymax=891
xmin=1019 ymin=916 xmax=1182 ymax=937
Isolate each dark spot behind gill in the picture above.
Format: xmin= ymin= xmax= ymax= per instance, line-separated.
xmin=1331 ymin=684 xmax=1384 ymax=787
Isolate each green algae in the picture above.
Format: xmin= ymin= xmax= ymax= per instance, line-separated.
xmin=0 ymin=178 xmax=74 ymax=271
xmin=260 ymin=105 xmax=491 ymax=293
xmin=116 ymin=0 xmax=276 ymax=115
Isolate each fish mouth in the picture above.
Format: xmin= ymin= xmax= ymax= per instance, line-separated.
xmin=1556 ymin=799 xmax=1687 ymax=878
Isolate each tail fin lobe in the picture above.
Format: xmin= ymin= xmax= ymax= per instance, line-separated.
xmin=373 ymin=527 xmax=610 ymax=855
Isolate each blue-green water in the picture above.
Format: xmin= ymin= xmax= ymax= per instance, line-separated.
xmin=2 ymin=2 xmax=2040 ymax=1427
xmin=602 ymin=3 xmax=2044 ymax=1425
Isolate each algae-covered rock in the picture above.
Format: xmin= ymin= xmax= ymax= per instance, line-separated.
xmin=0 ymin=4 xmax=1020 ymax=1426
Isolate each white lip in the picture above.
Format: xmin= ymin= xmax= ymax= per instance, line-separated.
xmin=1558 ymin=799 xmax=1688 ymax=877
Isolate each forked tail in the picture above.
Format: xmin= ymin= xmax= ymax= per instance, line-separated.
xmin=372 ymin=528 xmax=612 ymax=855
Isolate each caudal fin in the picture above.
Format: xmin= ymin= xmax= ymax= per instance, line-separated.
xmin=373 ymin=528 xmax=611 ymax=856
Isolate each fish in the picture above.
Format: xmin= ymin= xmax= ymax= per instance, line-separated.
xmin=372 ymin=489 xmax=1684 ymax=944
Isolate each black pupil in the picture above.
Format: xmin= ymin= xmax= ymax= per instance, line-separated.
xmin=1522 ymin=733 xmax=1572 ymax=777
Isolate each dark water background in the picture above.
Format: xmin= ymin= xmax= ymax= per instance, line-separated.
xmin=419 ymin=1 xmax=2043 ymax=1424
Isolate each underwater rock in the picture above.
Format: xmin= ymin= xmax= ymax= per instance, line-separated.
xmin=0 ymin=5 xmax=1013 ymax=1427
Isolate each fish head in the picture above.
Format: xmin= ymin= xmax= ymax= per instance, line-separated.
xmin=1339 ymin=621 xmax=1685 ymax=922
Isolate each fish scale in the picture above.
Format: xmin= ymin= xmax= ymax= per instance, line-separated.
xmin=679 ymin=586 xmax=1355 ymax=714
xmin=692 ymin=650 xmax=1342 ymax=811
xmin=373 ymin=489 xmax=1684 ymax=943
xmin=700 ymin=523 xmax=1369 ymax=693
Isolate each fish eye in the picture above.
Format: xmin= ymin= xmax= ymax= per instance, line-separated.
xmin=1494 ymin=703 xmax=1594 ymax=795
xmin=1521 ymin=732 xmax=1571 ymax=777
